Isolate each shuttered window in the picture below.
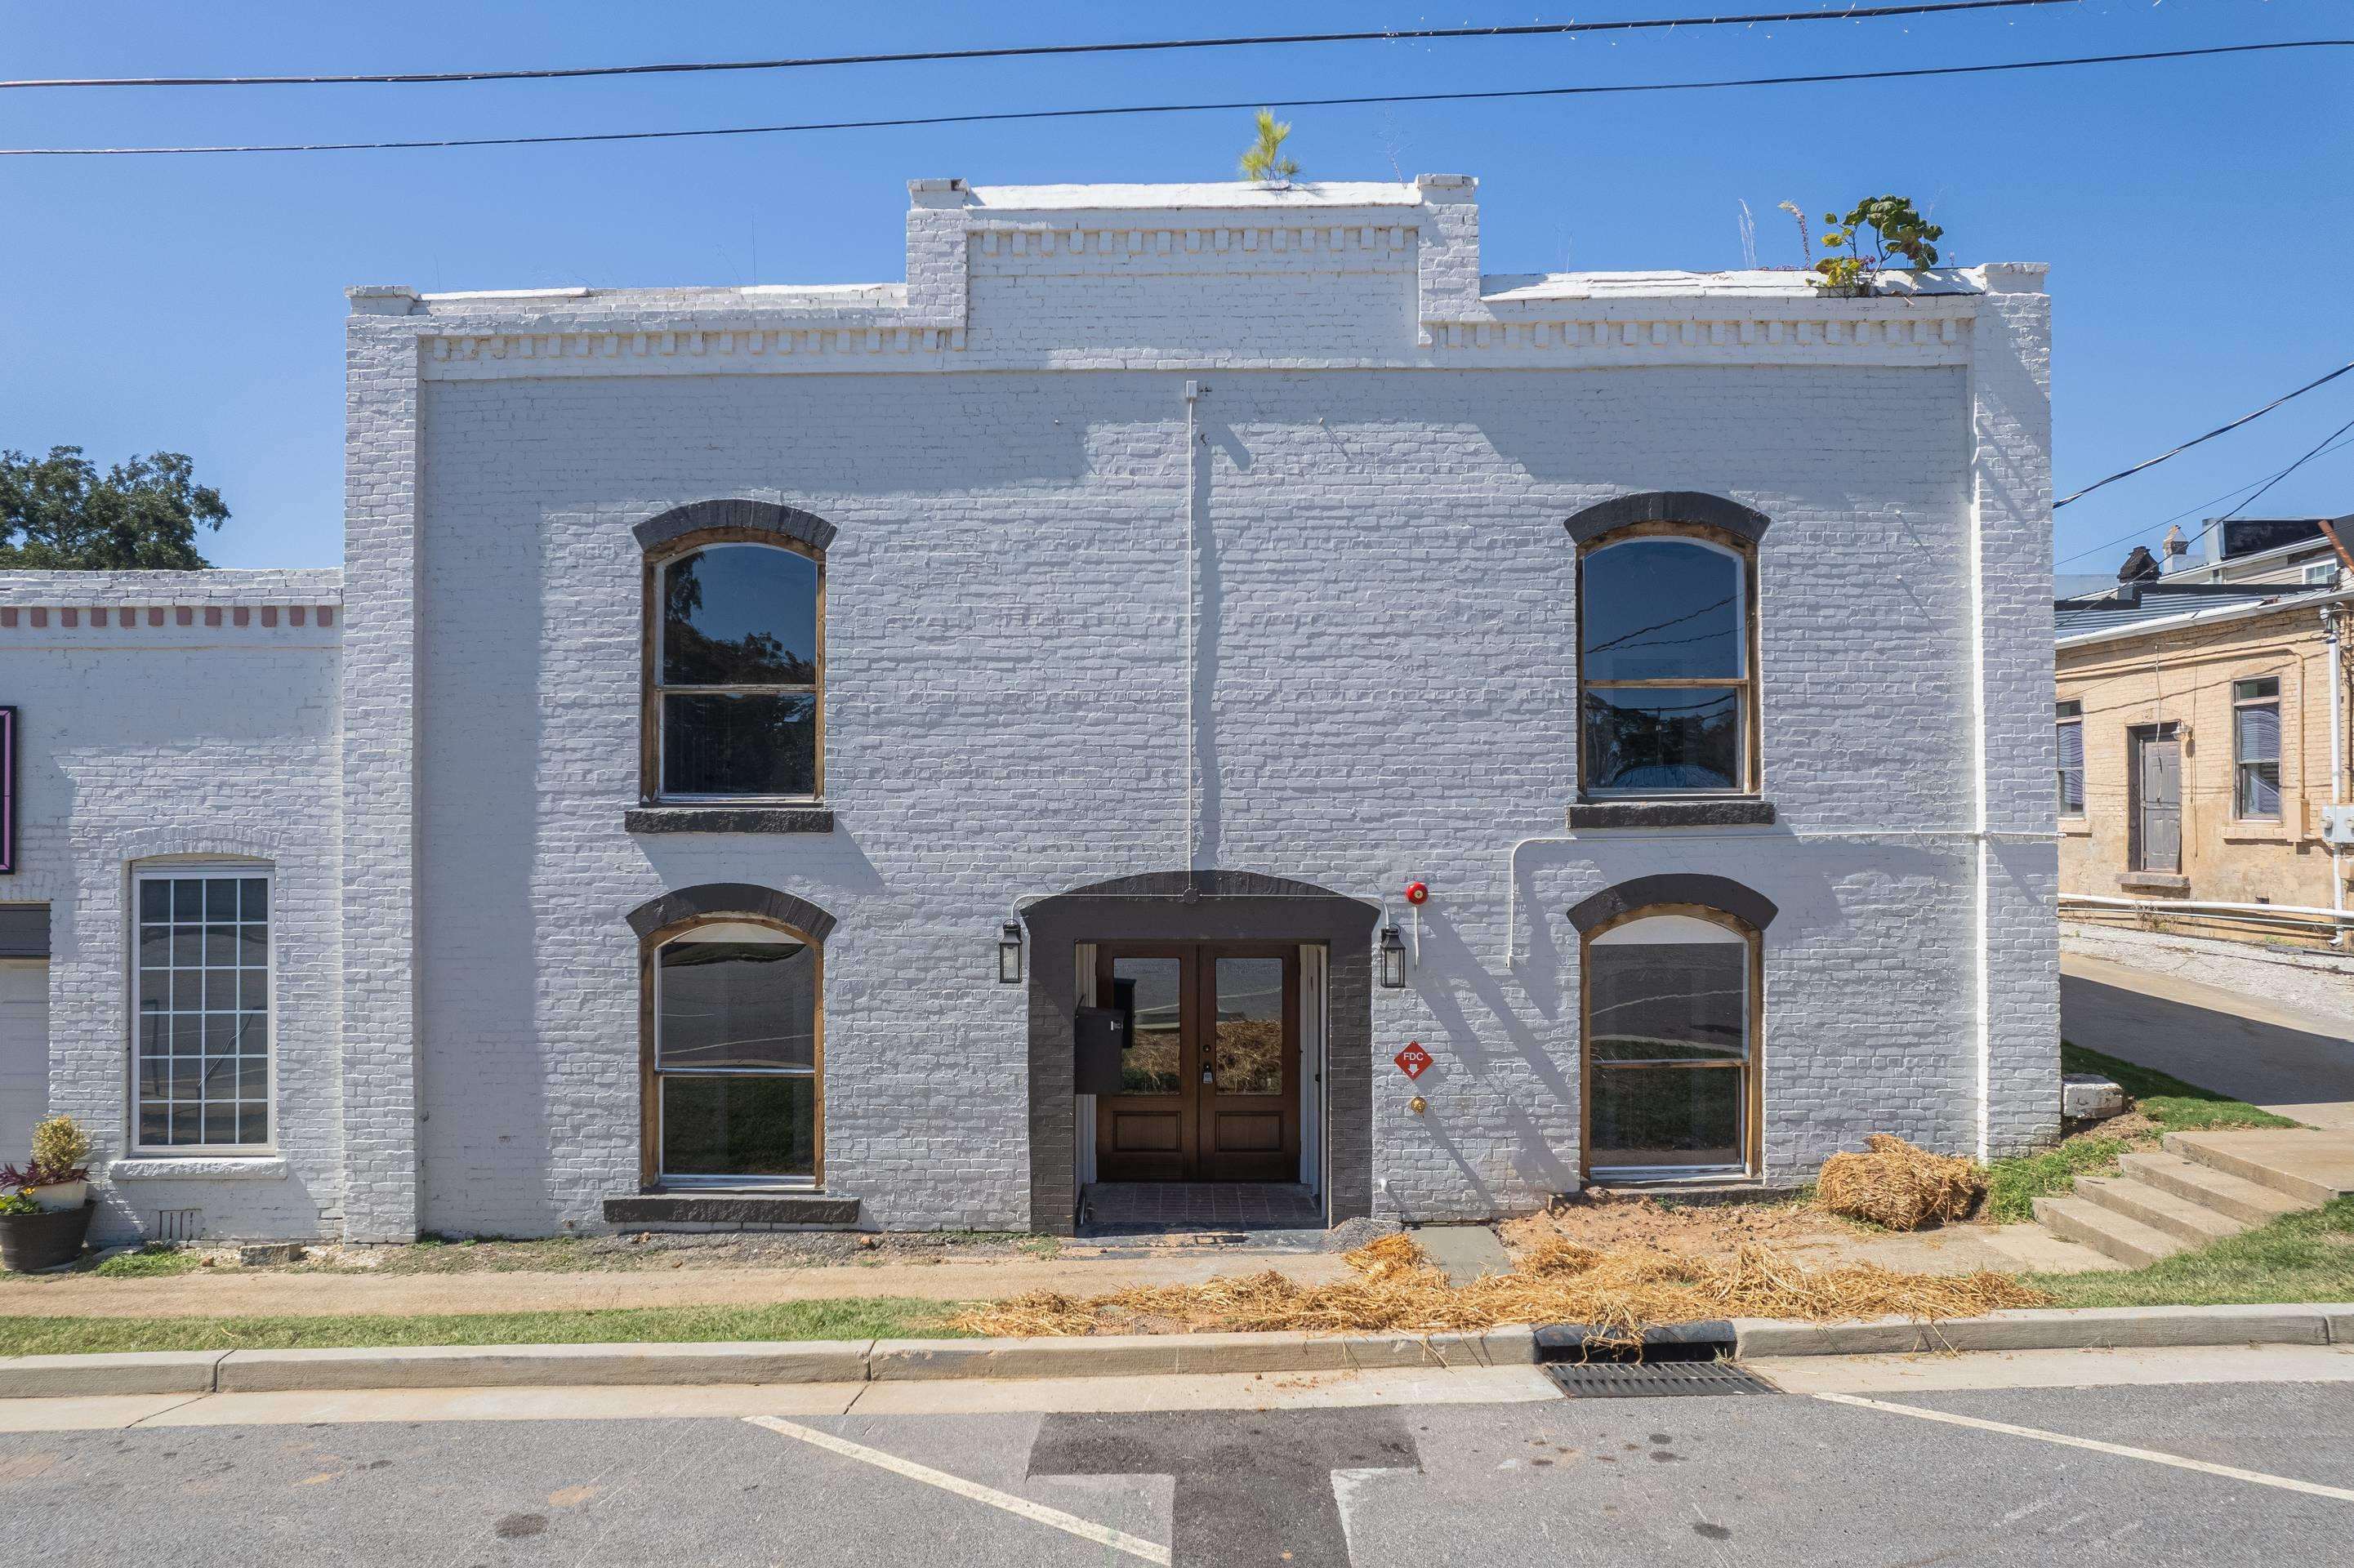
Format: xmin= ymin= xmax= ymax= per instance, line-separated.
xmin=2055 ymin=700 xmax=2084 ymax=817
xmin=2232 ymin=678 xmax=2281 ymax=821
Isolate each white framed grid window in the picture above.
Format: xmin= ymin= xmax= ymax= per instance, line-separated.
xmin=132 ymin=864 xmax=273 ymax=1152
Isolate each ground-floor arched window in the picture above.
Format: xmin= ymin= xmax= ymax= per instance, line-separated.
xmin=648 ymin=919 xmax=821 ymax=1185
xmin=1582 ymin=909 xmax=1758 ymax=1179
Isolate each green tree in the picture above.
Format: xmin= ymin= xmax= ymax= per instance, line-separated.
xmin=1237 ymin=109 xmax=1299 ymax=182
xmin=0 ymin=446 xmax=229 ymax=569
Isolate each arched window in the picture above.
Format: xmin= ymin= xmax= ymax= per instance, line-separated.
xmin=649 ymin=918 xmax=822 ymax=1185
xmin=648 ymin=539 xmax=823 ymax=800
xmin=1577 ymin=528 xmax=1757 ymax=795
xmin=1583 ymin=908 xmax=1758 ymax=1178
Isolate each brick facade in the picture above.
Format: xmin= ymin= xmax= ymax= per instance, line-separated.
xmin=0 ymin=176 xmax=2059 ymax=1241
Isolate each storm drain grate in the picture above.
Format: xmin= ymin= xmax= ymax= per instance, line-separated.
xmin=1545 ymin=1360 xmax=1781 ymax=1398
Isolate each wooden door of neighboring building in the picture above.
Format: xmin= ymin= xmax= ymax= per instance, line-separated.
xmin=1094 ymin=943 xmax=1300 ymax=1183
xmin=2132 ymin=724 xmax=2183 ymax=874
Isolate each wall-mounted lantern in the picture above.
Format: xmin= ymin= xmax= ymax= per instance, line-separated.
xmin=998 ymin=922 xmax=1025 ymax=985
xmin=1378 ymin=923 xmax=1407 ymax=989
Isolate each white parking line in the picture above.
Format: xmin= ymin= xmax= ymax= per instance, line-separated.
xmin=1815 ymin=1392 xmax=2354 ymax=1503
xmin=744 ymin=1414 xmax=1171 ymax=1564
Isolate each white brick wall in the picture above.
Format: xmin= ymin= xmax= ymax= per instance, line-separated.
xmin=0 ymin=575 xmax=343 ymax=1242
xmin=6 ymin=176 xmax=2058 ymax=1241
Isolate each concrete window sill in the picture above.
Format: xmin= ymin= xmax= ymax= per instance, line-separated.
xmin=109 ymin=1157 xmax=289 ymax=1183
xmin=2059 ymin=817 xmax=2092 ymax=836
xmin=2115 ymin=872 xmax=2191 ymax=895
xmin=1567 ymin=798 xmax=1776 ymax=830
xmin=625 ymin=806 xmax=835 ymax=835
xmin=2219 ymin=822 xmax=2289 ymax=842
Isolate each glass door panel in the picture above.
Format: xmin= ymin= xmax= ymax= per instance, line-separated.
xmin=1210 ymin=956 xmax=1285 ymax=1094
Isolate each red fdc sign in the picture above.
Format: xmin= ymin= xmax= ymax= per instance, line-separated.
xmin=1393 ymin=1041 xmax=1432 ymax=1080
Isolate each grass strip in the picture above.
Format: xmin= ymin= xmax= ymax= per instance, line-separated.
xmin=1982 ymin=1042 xmax=2299 ymax=1223
xmin=0 ymin=1297 xmax=966 ymax=1357
xmin=2029 ymin=1197 xmax=2354 ymax=1308
xmin=2060 ymin=1041 xmax=2299 ymax=1133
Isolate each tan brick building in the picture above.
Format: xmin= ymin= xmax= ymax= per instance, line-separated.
xmin=2057 ymin=519 xmax=2352 ymax=945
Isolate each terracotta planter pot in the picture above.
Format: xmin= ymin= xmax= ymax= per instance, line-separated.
xmin=0 ymin=1200 xmax=93 ymax=1272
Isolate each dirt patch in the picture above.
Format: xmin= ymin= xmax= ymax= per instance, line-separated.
xmin=302 ymin=1229 xmax=1059 ymax=1276
xmin=1496 ymin=1191 xmax=1816 ymax=1263
xmin=952 ymin=1232 xmax=2043 ymax=1342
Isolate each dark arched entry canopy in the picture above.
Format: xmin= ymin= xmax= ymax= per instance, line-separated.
xmin=1020 ymin=870 xmax=1380 ymax=1235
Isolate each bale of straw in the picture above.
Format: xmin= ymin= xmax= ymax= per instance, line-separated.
xmin=1816 ymin=1133 xmax=1987 ymax=1230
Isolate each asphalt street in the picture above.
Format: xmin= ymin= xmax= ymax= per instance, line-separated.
xmin=2 ymin=1368 xmax=2349 ymax=1565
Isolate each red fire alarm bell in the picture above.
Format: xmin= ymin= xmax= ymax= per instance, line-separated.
xmin=1403 ymin=881 xmax=1428 ymax=906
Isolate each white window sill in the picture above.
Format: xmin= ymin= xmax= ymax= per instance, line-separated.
xmin=109 ymin=1156 xmax=288 ymax=1183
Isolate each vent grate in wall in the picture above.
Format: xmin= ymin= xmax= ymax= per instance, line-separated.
xmin=152 ymin=1208 xmax=203 ymax=1243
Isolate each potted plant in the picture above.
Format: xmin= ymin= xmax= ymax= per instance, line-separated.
xmin=0 ymin=1115 xmax=96 ymax=1272
xmin=1808 ymin=195 xmax=1944 ymax=297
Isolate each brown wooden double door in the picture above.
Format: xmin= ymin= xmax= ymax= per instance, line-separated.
xmin=1094 ymin=942 xmax=1300 ymax=1183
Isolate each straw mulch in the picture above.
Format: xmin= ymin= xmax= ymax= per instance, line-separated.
xmin=947 ymin=1230 xmax=2044 ymax=1344
xmin=1817 ymin=1134 xmax=1989 ymax=1231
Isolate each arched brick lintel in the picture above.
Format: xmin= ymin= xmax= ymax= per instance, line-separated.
xmin=632 ymin=499 xmax=838 ymax=555
xmin=625 ymin=881 xmax=837 ymax=943
xmin=1567 ymin=873 xmax=1779 ymax=935
xmin=1564 ymin=491 xmax=1772 ymax=546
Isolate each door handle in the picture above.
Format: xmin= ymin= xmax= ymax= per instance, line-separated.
xmin=1201 ymin=1069 xmax=1214 ymax=1085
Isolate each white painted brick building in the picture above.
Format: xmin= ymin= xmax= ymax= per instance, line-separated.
xmin=0 ymin=176 xmax=2058 ymax=1244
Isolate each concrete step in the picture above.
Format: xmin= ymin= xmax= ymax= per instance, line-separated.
xmin=2071 ymin=1174 xmax=2248 ymax=1246
xmin=2165 ymin=1129 xmax=2354 ymax=1206
xmin=2031 ymin=1194 xmax=2186 ymax=1268
xmin=2118 ymin=1151 xmax=2307 ymax=1226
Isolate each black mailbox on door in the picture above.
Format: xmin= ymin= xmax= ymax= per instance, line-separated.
xmin=1073 ymin=1006 xmax=1127 ymax=1097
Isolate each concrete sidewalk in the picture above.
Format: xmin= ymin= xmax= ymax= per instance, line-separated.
xmin=0 ymin=1248 xmax=1355 ymax=1321
xmin=2062 ymin=952 xmax=2354 ymax=1129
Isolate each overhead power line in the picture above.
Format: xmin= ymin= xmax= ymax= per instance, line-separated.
xmin=2053 ymin=423 xmax=2354 ymax=572
xmin=2054 ymin=355 xmax=2354 ymax=509
xmin=0 ymin=2 xmax=2079 ymax=90
xmin=6 ymin=38 xmax=2345 ymax=158
xmin=2211 ymin=410 xmax=2354 ymax=528
xmin=2053 ymin=429 xmax=2354 ymax=569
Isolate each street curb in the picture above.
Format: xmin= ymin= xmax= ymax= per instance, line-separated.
xmin=2 ymin=1307 xmax=2346 ymax=1398
xmin=0 ymin=1327 xmax=1535 ymax=1399
xmin=1732 ymin=1303 xmax=2354 ymax=1357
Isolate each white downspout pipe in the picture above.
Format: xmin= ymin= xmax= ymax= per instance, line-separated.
xmin=2326 ymin=605 xmax=2347 ymax=947
xmin=1184 ymin=381 xmax=1202 ymax=880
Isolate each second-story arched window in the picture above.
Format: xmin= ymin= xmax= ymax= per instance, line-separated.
xmin=1577 ymin=528 xmax=1756 ymax=795
xmin=649 ymin=540 xmax=823 ymax=800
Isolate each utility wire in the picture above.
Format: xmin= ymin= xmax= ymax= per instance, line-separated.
xmin=2213 ymin=410 xmax=2354 ymax=527
xmin=7 ymin=38 xmax=2344 ymax=158
xmin=0 ymin=2 xmax=2078 ymax=90
xmin=2054 ymin=429 xmax=2354 ymax=569
xmin=2054 ymin=355 xmax=2354 ymax=508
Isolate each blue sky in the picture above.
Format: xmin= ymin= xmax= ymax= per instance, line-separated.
xmin=2 ymin=1 xmax=2346 ymax=573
